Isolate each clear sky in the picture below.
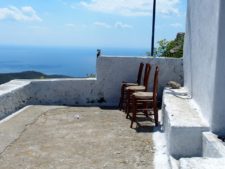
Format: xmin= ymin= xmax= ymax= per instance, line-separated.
xmin=0 ymin=0 xmax=187 ymax=48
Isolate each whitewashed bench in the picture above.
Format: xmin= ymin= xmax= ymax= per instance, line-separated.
xmin=162 ymin=87 xmax=209 ymax=159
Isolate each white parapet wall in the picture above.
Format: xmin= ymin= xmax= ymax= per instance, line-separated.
xmin=97 ymin=56 xmax=183 ymax=105
xmin=29 ymin=78 xmax=100 ymax=105
xmin=0 ymin=80 xmax=32 ymax=120
xmin=0 ymin=56 xmax=183 ymax=119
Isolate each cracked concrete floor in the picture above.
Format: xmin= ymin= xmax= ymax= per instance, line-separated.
xmin=0 ymin=106 xmax=155 ymax=169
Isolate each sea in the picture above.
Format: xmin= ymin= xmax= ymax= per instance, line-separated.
xmin=0 ymin=46 xmax=149 ymax=77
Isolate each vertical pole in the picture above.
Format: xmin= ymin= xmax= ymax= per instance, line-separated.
xmin=151 ymin=0 xmax=156 ymax=56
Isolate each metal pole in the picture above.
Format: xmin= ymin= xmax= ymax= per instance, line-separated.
xmin=151 ymin=0 xmax=156 ymax=56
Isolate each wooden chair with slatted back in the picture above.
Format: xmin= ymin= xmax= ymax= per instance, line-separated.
xmin=125 ymin=63 xmax=151 ymax=117
xmin=130 ymin=66 xmax=159 ymax=128
xmin=118 ymin=62 xmax=144 ymax=110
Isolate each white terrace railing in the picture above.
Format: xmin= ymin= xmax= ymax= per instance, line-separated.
xmin=0 ymin=56 xmax=183 ymax=119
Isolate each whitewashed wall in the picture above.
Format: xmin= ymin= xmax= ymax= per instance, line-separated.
xmin=97 ymin=56 xmax=183 ymax=105
xmin=184 ymin=0 xmax=225 ymax=135
xmin=29 ymin=79 xmax=99 ymax=105
xmin=0 ymin=80 xmax=32 ymax=120
xmin=0 ymin=56 xmax=183 ymax=119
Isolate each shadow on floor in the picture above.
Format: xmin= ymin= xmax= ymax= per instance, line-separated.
xmin=134 ymin=123 xmax=163 ymax=133
xmin=128 ymin=115 xmax=163 ymax=133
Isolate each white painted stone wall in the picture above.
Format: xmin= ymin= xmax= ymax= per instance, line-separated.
xmin=0 ymin=80 xmax=32 ymax=120
xmin=0 ymin=56 xmax=183 ymax=119
xmin=184 ymin=0 xmax=225 ymax=135
xmin=97 ymin=56 xmax=183 ymax=105
xmin=29 ymin=79 xmax=99 ymax=105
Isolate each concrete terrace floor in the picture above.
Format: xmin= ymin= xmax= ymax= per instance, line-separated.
xmin=0 ymin=106 xmax=156 ymax=169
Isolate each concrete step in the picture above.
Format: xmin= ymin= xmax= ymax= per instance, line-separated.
xmin=203 ymin=132 xmax=225 ymax=157
xmin=162 ymin=87 xmax=209 ymax=159
xmin=179 ymin=157 xmax=225 ymax=169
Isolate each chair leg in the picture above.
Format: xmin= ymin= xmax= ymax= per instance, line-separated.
xmin=153 ymin=102 xmax=159 ymax=126
xmin=130 ymin=97 xmax=137 ymax=128
xmin=143 ymin=101 xmax=148 ymax=115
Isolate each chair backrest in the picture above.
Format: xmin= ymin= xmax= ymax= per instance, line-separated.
xmin=136 ymin=63 xmax=144 ymax=85
xmin=153 ymin=66 xmax=159 ymax=100
xmin=143 ymin=63 xmax=151 ymax=91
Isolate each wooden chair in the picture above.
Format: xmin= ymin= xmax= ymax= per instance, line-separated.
xmin=125 ymin=63 xmax=151 ymax=117
xmin=119 ymin=62 xmax=144 ymax=110
xmin=130 ymin=66 xmax=159 ymax=128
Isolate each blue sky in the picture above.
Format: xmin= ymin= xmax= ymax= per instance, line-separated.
xmin=0 ymin=0 xmax=187 ymax=48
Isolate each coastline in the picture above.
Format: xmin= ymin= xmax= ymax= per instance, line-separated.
xmin=0 ymin=71 xmax=72 ymax=85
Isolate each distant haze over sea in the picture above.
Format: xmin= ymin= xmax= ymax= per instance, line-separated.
xmin=0 ymin=46 xmax=149 ymax=77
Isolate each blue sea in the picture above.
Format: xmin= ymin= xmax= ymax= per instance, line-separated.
xmin=0 ymin=46 xmax=149 ymax=77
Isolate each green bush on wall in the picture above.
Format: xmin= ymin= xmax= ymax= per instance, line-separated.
xmin=147 ymin=32 xmax=185 ymax=58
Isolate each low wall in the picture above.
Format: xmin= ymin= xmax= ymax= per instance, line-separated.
xmin=29 ymin=79 xmax=100 ymax=105
xmin=97 ymin=56 xmax=183 ymax=105
xmin=0 ymin=56 xmax=183 ymax=119
xmin=0 ymin=80 xmax=32 ymax=120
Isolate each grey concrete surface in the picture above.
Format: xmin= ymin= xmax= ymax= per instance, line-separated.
xmin=0 ymin=106 xmax=155 ymax=169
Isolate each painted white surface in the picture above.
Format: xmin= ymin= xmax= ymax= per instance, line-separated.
xmin=0 ymin=80 xmax=32 ymax=120
xmin=162 ymin=87 xmax=209 ymax=158
xmin=0 ymin=57 xmax=183 ymax=119
xmin=177 ymin=132 xmax=225 ymax=169
xmin=183 ymin=0 xmax=220 ymax=123
xmin=153 ymin=131 xmax=170 ymax=169
xmin=179 ymin=157 xmax=225 ymax=169
xmin=97 ymin=56 xmax=183 ymax=105
xmin=153 ymin=111 xmax=170 ymax=169
xmin=29 ymin=78 xmax=100 ymax=106
xmin=184 ymin=0 xmax=225 ymax=135
xmin=202 ymin=132 xmax=225 ymax=158
xmin=211 ymin=1 xmax=225 ymax=135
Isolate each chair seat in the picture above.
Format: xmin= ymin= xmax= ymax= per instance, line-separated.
xmin=122 ymin=82 xmax=138 ymax=87
xmin=133 ymin=92 xmax=153 ymax=99
xmin=126 ymin=85 xmax=146 ymax=91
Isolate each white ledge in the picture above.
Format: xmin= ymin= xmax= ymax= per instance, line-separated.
xmin=162 ymin=87 xmax=209 ymax=158
xmin=163 ymin=88 xmax=208 ymax=127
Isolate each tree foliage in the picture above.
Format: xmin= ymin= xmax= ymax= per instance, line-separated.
xmin=148 ymin=32 xmax=185 ymax=58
